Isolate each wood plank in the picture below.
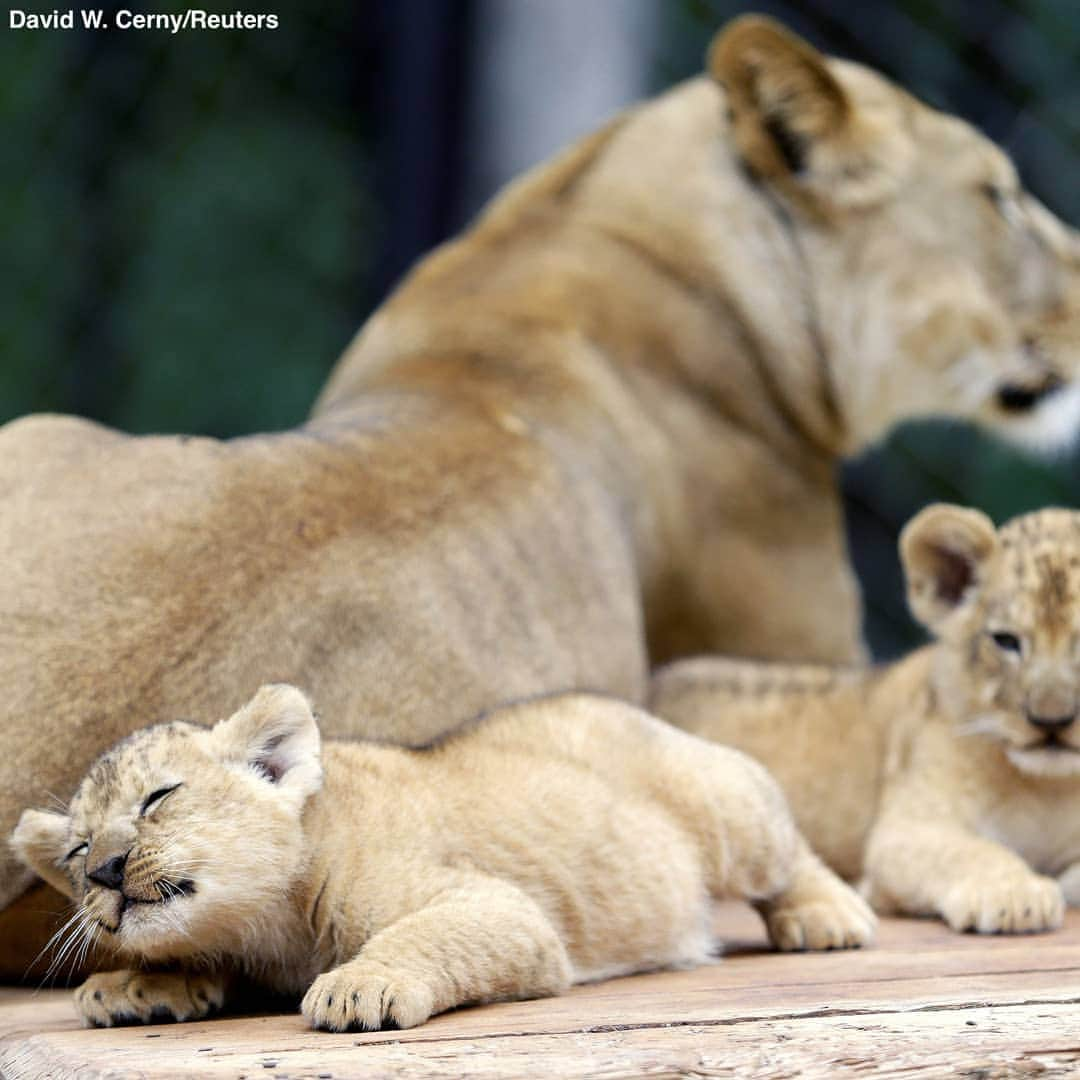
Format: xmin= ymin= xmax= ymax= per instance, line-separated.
xmin=5 ymin=905 xmax=1080 ymax=1079
xmin=7 ymin=988 xmax=1080 ymax=1078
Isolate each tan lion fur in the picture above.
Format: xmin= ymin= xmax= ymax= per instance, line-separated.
xmin=11 ymin=686 xmax=873 ymax=1029
xmin=5 ymin=16 xmax=1080 ymax=969
xmin=652 ymin=505 xmax=1080 ymax=934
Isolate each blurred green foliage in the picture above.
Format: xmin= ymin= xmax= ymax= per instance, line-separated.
xmin=1 ymin=1 xmax=372 ymax=437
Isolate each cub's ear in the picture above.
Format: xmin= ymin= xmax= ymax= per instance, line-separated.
xmin=900 ymin=504 xmax=999 ymax=632
xmin=709 ymin=15 xmax=908 ymax=206
xmin=212 ymin=684 xmax=323 ymax=804
xmin=10 ymin=809 xmax=77 ymax=898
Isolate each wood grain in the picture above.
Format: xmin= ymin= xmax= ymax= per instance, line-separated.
xmin=4 ymin=903 xmax=1080 ymax=1078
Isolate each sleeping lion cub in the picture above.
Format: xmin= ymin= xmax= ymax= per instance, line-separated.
xmin=11 ymin=687 xmax=871 ymax=1030
xmin=652 ymin=505 xmax=1080 ymax=935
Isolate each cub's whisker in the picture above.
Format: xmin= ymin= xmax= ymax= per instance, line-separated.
xmin=42 ymin=908 xmax=96 ymax=986
xmin=954 ymin=716 xmax=1004 ymax=739
xmin=29 ymin=904 xmax=83 ymax=987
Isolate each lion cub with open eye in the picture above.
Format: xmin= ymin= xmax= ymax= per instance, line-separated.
xmin=11 ymin=689 xmax=872 ymax=1031
xmin=652 ymin=505 xmax=1080 ymax=935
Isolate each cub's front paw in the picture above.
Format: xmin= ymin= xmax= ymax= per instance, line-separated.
xmin=763 ymin=876 xmax=877 ymax=952
xmin=302 ymin=962 xmax=436 ymax=1032
xmin=75 ymin=970 xmax=225 ymax=1027
xmin=941 ymin=873 xmax=1064 ymax=934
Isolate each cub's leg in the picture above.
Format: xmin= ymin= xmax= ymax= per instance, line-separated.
xmin=75 ymin=969 xmax=227 ymax=1027
xmin=302 ymin=877 xmax=571 ymax=1032
xmin=865 ymin=795 xmax=1064 ymax=934
xmin=641 ymin=727 xmax=875 ymax=951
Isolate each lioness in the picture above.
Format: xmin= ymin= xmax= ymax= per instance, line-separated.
xmin=652 ymin=505 xmax=1080 ymax=934
xmin=3 ymin=15 xmax=1080 ymax=970
xmin=11 ymin=685 xmax=872 ymax=1028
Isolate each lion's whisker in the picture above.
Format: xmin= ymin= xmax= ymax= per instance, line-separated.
xmin=42 ymin=908 xmax=95 ymax=985
xmin=29 ymin=904 xmax=84 ymax=986
xmin=954 ymin=715 xmax=1004 ymax=739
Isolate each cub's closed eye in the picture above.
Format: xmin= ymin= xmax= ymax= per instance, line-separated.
xmin=141 ymin=782 xmax=182 ymax=816
xmin=991 ymin=631 xmax=1022 ymax=654
xmin=65 ymin=841 xmax=88 ymax=862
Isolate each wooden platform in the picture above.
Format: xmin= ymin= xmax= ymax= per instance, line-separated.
xmin=4 ymin=903 xmax=1080 ymax=1079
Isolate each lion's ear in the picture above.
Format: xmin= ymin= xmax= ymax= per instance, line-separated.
xmin=900 ymin=504 xmax=999 ymax=633
xmin=10 ymin=809 xmax=76 ymax=898
xmin=211 ymin=684 xmax=323 ymax=805
xmin=709 ymin=16 xmax=907 ymax=207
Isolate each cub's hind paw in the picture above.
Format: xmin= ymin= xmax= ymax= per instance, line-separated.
xmin=765 ymin=893 xmax=876 ymax=951
xmin=941 ymin=873 xmax=1063 ymax=934
xmin=75 ymin=970 xmax=224 ymax=1027
xmin=302 ymin=962 xmax=436 ymax=1032
xmin=760 ymin=865 xmax=876 ymax=951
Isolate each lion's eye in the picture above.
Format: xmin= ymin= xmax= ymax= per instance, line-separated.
xmin=65 ymin=841 xmax=89 ymax=862
xmin=140 ymin=783 xmax=182 ymax=816
xmin=990 ymin=631 xmax=1023 ymax=654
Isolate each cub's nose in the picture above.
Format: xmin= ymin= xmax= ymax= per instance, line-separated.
xmin=87 ymin=851 xmax=129 ymax=891
xmin=1027 ymin=712 xmax=1077 ymax=733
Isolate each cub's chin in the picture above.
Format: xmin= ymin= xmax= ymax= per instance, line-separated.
xmin=1006 ymin=742 xmax=1080 ymax=779
xmin=113 ymin=892 xmax=200 ymax=959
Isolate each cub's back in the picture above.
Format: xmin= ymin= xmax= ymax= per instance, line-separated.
xmin=320 ymin=696 xmax=714 ymax=977
xmin=649 ymin=657 xmax=891 ymax=878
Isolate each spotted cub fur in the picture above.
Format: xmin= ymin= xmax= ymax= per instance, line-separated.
xmin=652 ymin=505 xmax=1080 ymax=935
xmin=11 ymin=688 xmax=871 ymax=1030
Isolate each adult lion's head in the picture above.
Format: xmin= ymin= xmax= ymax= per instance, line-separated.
xmin=712 ymin=15 xmax=1080 ymax=453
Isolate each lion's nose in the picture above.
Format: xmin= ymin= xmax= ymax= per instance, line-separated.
xmin=87 ymin=850 xmax=129 ymax=891
xmin=997 ymin=375 xmax=1063 ymax=413
xmin=1027 ymin=712 xmax=1077 ymax=733
xmin=997 ymin=364 xmax=1064 ymax=413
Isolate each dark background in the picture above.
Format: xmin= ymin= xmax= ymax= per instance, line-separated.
xmin=3 ymin=0 xmax=1079 ymax=658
